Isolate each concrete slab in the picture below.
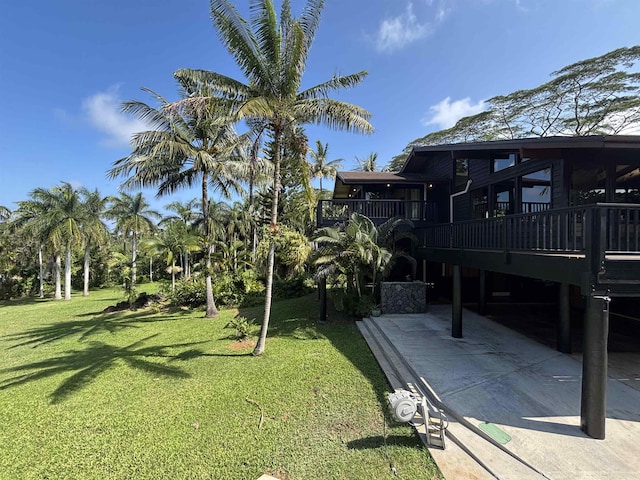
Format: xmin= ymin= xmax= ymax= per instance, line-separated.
xmin=372 ymin=307 xmax=640 ymax=479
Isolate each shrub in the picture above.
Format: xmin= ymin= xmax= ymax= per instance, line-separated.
xmin=272 ymin=274 xmax=314 ymax=300
xmin=225 ymin=316 xmax=254 ymax=340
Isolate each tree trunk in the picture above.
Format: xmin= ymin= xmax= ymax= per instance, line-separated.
xmin=131 ymin=232 xmax=137 ymax=289
xmin=64 ymin=244 xmax=72 ymax=300
xmin=38 ymin=244 xmax=44 ymax=299
xmin=203 ymin=174 xmax=218 ymax=318
xmin=54 ymin=251 xmax=62 ymax=300
xmin=83 ymin=242 xmax=90 ymax=296
xmin=149 ymin=256 xmax=153 ymax=282
xmin=254 ymin=128 xmax=282 ymax=355
xmin=171 ymin=260 xmax=176 ymax=291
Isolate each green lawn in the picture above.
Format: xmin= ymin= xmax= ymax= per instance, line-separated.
xmin=0 ymin=287 xmax=441 ymax=480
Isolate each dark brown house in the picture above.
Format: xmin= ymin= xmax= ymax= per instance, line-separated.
xmin=317 ymin=135 xmax=640 ymax=440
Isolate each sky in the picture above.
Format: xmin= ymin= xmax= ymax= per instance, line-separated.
xmin=1 ymin=0 xmax=640 ymax=215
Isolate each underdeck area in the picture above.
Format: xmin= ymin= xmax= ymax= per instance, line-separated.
xmin=358 ymin=306 xmax=640 ymax=479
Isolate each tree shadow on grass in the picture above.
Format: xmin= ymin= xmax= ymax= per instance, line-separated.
xmin=0 ymin=334 xmax=209 ymax=404
xmin=347 ymin=434 xmax=422 ymax=450
xmin=3 ymin=309 xmax=194 ymax=349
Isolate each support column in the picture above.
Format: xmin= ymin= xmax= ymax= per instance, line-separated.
xmin=580 ymin=294 xmax=610 ymax=439
xmin=452 ymin=265 xmax=462 ymax=338
xmin=318 ymin=278 xmax=327 ymax=323
xmin=558 ymin=283 xmax=571 ymax=353
xmin=478 ymin=270 xmax=487 ymax=316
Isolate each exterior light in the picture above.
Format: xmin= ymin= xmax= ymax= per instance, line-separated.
xmin=428 ymin=183 xmax=433 ymax=188
xmin=386 ymin=183 xmax=391 ymax=187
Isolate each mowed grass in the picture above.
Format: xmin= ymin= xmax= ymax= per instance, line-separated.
xmin=0 ymin=287 xmax=441 ymax=480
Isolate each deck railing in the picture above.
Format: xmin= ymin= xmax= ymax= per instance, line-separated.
xmin=417 ymin=203 xmax=640 ymax=256
xmin=317 ymin=199 xmax=438 ymax=225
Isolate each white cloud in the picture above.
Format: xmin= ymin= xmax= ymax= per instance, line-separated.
xmin=422 ymin=97 xmax=486 ymax=129
xmin=375 ymin=3 xmax=434 ymax=53
xmin=81 ymin=86 xmax=147 ymax=147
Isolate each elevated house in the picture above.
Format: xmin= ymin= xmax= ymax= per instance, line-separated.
xmin=317 ymin=135 xmax=640 ymax=439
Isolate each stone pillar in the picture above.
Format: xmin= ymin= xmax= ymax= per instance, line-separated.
xmin=558 ymin=283 xmax=571 ymax=353
xmin=580 ymin=294 xmax=610 ymax=439
xmin=452 ymin=265 xmax=462 ymax=338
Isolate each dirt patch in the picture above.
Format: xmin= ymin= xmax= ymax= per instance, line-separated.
xmin=229 ymin=339 xmax=255 ymax=351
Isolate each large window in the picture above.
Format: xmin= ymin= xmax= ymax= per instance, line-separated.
xmin=521 ymin=168 xmax=551 ymax=212
xmin=494 ymin=180 xmax=515 ymax=216
xmin=571 ymin=162 xmax=606 ymax=206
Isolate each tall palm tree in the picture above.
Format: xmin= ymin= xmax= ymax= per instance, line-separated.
xmin=309 ymin=140 xmax=343 ymax=193
xmin=109 ymin=86 xmax=245 ymax=318
xmin=13 ymin=198 xmax=49 ymax=298
xmin=162 ymin=199 xmax=199 ymax=278
xmin=175 ymin=0 xmax=373 ymax=354
xmin=79 ymin=189 xmax=108 ymax=296
xmin=27 ymin=183 xmax=85 ymax=300
xmin=105 ymin=192 xmax=160 ymax=294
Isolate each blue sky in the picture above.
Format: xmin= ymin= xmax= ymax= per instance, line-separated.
xmin=1 ymin=0 xmax=639 ymax=214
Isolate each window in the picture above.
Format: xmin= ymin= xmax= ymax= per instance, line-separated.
xmin=492 ymin=153 xmax=517 ymax=173
xmin=571 ymin=162 xmax=605 ymax=206
xmin=455 ymin=159 xmax=469 ymax=189
xmin=472 ymin=189 xmax=489 ymax=219
xmin=521 ymin=168 xmax=551 ymax=213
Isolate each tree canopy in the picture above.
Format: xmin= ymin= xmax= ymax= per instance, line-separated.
xmin=391 ymin=46 xmax=640 ymax=170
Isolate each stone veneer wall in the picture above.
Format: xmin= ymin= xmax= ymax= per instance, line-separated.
xmin=380 ymin=281 xmax=427 ymax=314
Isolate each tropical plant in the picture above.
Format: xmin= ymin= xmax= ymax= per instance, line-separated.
xmin=79 ymin=188 xmax=108 ymax=296
xmin=105 ymin=192 xmax=160 ymax=300
xmin=109 ymin=85 xmax=245 ymax=318
xmin=313 ymin=214 xmax=416 ymax=315
xmin=355 ymin=152 xmax=380 ymax=172
xmin=20 ymin=183 xmax=85 ymax=300
xmin=308 ymin=140 xmax=343 ymax=193
xmin=174 ymin=0 xmax=373 ymax=354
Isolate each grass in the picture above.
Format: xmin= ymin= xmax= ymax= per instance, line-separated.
xmin=0 ymin=286 xmax=441 ymax=480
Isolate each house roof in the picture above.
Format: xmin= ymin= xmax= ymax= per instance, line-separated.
xmin=402 ymin=135 xmax=640 ymax=173
xmin=336 ymin=171 xmax=433 ymax=184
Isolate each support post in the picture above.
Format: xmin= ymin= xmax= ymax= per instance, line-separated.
xmin=478 ymin=269 xmax=487 ymax=316
xmin=318 ymin=278 xmax=327 ymax=323
xmin=452 ymin=265 xmax=462 ymax=338
xmin=580 ymin=294 xmax=610 ymax=439
xmin=558 ymin=283 xmax=571 ymax=353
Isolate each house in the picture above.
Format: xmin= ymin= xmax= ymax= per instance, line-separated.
xmin=317 ymin=135 xmax=640 ymax=439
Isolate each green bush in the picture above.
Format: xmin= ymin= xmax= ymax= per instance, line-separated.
xmin=0 ymin=276 xmax=35 ymax=300
xmin=224 ymin=316 xmax=254 ymax=340
xmin=272 ymin=274 xmax=314 ymax=300
xmin=166 ymin=271 xmax=266 ymax=309
xmin=330 ymin=289 xmax=376 ymax=318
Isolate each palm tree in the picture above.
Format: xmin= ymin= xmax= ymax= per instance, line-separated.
xmin=162 ymin=199 xmax=199 ymax=278
xmin=355 ymin=152 xmax=379 ymax=172
xmin=105 ymin=192 xmax=160 ymax=295
xmin=109 ymin=86 xmax=245 ymax=318
xmin=13 ymin=199 xmax=49 ymax=298
xmin=25 ymin=183 xmax=85 ymax=300
xmin=309 ymin=140 xmax=343 ymax=193
xmin=80 ymin=189 xmax=108 ymax=296
xmin=175 ymin=0 xmax=374 ymax=354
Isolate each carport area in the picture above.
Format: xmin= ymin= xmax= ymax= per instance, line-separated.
xmin=358 ymin=305 xmax=640 ymax=479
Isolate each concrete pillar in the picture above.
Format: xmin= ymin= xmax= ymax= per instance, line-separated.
xmin=318 ymin=278 xmax=327 ymax=323
xmin=478 ymin=269 xmax=487 ymax=316
xmin=558 ymin=283 xmax=572 ymax=353
xmin=580 ymin=294 xmax=610 ymax=439
xmin=452 ymin=265 xmax=462 ymax=338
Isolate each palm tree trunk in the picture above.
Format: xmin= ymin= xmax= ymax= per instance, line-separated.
xmin=38 ymin=244 xmax=44 ymax=298
xmin=203 ymin=174 xmax=218 ymax=318
xmin=131 ymin=232 xmax=137 ymax=289
xmin=65 ymin=244 xmax=72 ymax=300
xmin=171 ymin=260 xmax=176 ymax=291
xmin=149 ymin=256 xmax=153 ymax=282
xmin=254 ymin=128 xmax=282 ymax=356
xmin=83 ymin=242 xmax=90 ymax=296
xmin=54 ymin=251 xmax=62 ymax=300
